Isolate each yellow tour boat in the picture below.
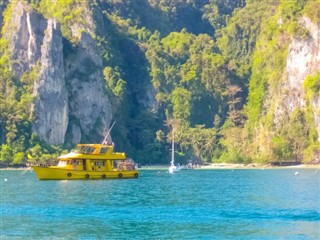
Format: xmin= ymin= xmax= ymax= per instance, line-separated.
xmin=32 ymin=143 xmax=139 ymax=180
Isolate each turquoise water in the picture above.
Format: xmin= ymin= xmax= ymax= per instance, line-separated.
xmin=1 ymin=169 xmax=319 ymax=239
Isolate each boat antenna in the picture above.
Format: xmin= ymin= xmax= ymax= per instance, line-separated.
xmin=102 ymin=121 xmax=116 ymax=145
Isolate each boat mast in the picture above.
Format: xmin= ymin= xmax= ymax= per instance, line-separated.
xmin=102 ymin=121 xmax=116 ymax=145
xmin=171 ymin=128 xmax=174 ymax=166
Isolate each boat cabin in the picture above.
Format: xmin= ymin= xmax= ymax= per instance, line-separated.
xmin=55 ymin=144 xmax=130 ymax=172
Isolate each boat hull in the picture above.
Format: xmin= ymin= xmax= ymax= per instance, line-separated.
xmin=32 ymin=166 xmax=139 ymax=180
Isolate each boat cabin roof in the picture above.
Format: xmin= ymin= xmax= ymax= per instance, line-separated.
xmin=58 ymin=143 xmax=127 ymax=160
xmin=72 ymin=144 xmax=113 ymax=155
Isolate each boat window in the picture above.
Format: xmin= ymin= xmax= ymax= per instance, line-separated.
xmin=73 ymin=146 xmax=83 ymax=153
xmin=99 ymin=147 xmax=109 ymax=154
xmin=57 ymin=160 xmax=67 ymax=167
xmin=73 ymin=146 xmax=95 ymax=154
xmin=83 ymin=146 xmax=95 ymax=154
xmin=94 ymin=161 xmax=105 ymax=166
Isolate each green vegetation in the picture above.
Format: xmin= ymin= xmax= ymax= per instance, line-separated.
xmin=303 ymin=1 xmax=320 ymax=24
xmin=0 ymin=0 xmax=319 ymax=166
xmin=220 ymin=0 xmax=320 ymax=164
xmin=304 ymin=72 xmax=320 ymax=98
xmin=36 ymin=0 xmax=94 ymax=43
xmin=0 ymin=2 xmax=65 ymax=166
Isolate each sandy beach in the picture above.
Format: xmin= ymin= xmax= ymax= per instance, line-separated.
xmin=1 ymin=163 xmax=320 ymax=171
xmin=200 ymin=163 xmax=320 ymax=169
xmin=139 ymin=163 xmax=320 ymax=170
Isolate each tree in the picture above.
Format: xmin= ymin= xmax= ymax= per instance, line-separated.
xmin=172 ymin=87 xmax=191 ymax=123
xmin=0 ymin=144 xmax=12 ymax=164
xmin=222 ymin=85 xmax=243 ymax=125
xmin=12 ymin=152 xmax=25 ymax=165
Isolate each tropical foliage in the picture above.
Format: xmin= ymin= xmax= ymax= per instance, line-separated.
xmin=0 ymin=0 xmax=319 ymax=166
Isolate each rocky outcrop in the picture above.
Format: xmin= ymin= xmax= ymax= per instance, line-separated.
xmin=303 ymin=18 xmax=320 ymax=142
xmin=32 ymin=19 xmax=68 ymax=145
xmin=2 ymin=1 xmax=113 ymax=145
xmin=65 ymin=32 xmax=112 ymax=143
xmin=275 ymin=17 xmax=320 ymax=140
xmin=3 ymin=2 xmax=68 ymax=145
xmin=4 ymin=1 xmax=47 ymax=77
xmin=144 ymin=83 xmax=158 ymax=111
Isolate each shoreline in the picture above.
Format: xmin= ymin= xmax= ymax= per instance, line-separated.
xmin=200 ymin=163 xmax=320 ymax=170
xmin=139 ymin=163 xmax=320 ymax=170
xmin=1 ymin=163 xmax=320 ymax=171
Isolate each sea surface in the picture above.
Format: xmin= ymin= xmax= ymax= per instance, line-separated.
xmin=0 ymin=169 xmax=319 ymax=239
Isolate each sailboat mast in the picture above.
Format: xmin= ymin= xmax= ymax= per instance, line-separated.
xmin=171 ymin=129 xmax=174 ymax=164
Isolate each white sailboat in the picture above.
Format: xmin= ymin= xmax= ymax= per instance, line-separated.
xmin=168 ymin=130 xmax=181 ymax=174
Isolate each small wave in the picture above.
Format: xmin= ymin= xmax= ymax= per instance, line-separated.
xmin=282 ymin=211 xmax=320 ymax=221
xmin=221 ymin=210 xmax=320 ymax=222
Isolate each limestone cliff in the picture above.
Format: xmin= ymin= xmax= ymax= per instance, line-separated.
xmin=65 ymin=32 xmax=112 ymax=144
xmin=4 ymin=2 xmax=46 ymax=77
xmin=62 ymin=4 xmax=112 ymax=144
xmin=32 ymin=19 xmax=68 ymax=145
xmin=275 ymin=17 xmax=320 ymax=140
xmin=3 ymin=2 xmax=67 ymax=145
xmin=3 ymin=1 xmax=112 ymax=145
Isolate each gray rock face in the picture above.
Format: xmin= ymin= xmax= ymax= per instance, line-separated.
xmin=275 ymin=17 xmax=320 ymax=140
xmin=4 ymin=2 xmax=68 ymax=145
xmin=32 ymin=19 xmax=68 ymax=145
xmin=143 ymin=82 xmax=158 ymax=111
xmin=5 ymin=2 xmax=47 ymax=77
xmin=3 ymin=1 xmax=113 ymax=145
xmin=65 ymin=32 xmax=112 ymax=143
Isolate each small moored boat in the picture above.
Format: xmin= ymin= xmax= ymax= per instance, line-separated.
xmin=32 ymin=143 xmax=139 ymax=180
